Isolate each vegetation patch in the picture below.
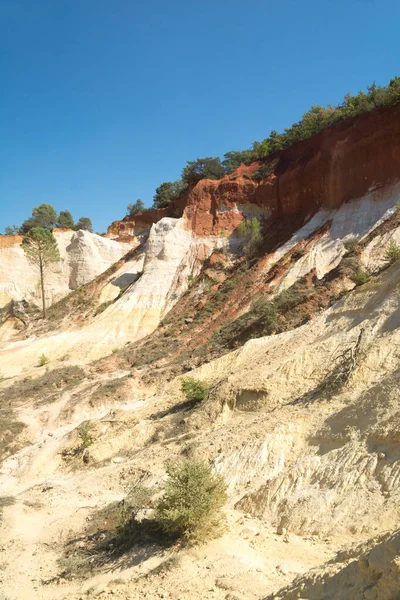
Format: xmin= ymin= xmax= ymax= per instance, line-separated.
xmin=384 ymin=240 xmax=400 ymax=265
xmin=237 ymin=217 xmax=263 ymax=257
xmin=180 ymin=377 xmax=209 ymax=405
xmin=156 ymin=459 xmax=227 ymax=544
xmin=60 ymin=460 xmax=227 ymax=579
xmin=1 ymin=366 xmax=85 ymax=406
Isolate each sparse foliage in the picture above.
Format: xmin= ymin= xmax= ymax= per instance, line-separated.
xmin=384 ymin=240 xmax=400 ymax=265
xmin=4 ymin=225 xmax=20 ymax=235
xmin=77 ymin=421 xmax=94 ymax=450
xmin=180 ymin=377 xmax=209 ymax=404
xmin=353 ymin=270 xmax=370 ymax=286
xmin=38 ymin=353 xmax=50 ymax=367
xmin=251 ymin=296 xmax=278 ymax=329
xmin=21 ymin=228 xmax=60 ymax=318
xmin=156 ymin=459 xmax=227 ymax=543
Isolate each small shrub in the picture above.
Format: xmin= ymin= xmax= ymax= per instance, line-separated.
xmin=118 ymin=481 xmax=154 ymax=536
xmin=112 ymin=348 xmax=119 ymax=355
xmin=251 ymin=297 xmax=278 ymax=330
xmin=344 ymin=236 xmax=360 ymax=254
xmin=77 ymin=421 xmax=94 ymax=450
xmin=156 ymin=459 xmax=227 ymax=543
xmin=180 ymin=377 xmax=209 ymax=404
xmin=353 ymin=270 xmax=370 ymax=286
xmin=94 ymin=300 xmax=112 ymax=316
xmin=187 ymin=274 xmax=194 ymax=282
xmin=38 ymin=353 xmax=50 ymax=367
xmin=384 ymin=240 xmax=400 ymax=265
xmin=237 ymin=217 xmax=263 ymax=257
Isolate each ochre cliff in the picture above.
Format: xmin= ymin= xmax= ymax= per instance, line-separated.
xmin=108 ymin=105 xmax=400 ymax=240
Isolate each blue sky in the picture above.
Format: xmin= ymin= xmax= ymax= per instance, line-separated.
xmin=1 ymin=0 xmax=398 ymax=233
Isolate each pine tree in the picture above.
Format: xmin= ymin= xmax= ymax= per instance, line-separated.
xmin=21 ymin=228 xmax=60 ymax=318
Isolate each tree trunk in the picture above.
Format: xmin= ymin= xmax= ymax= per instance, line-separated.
xmin=39 ymin=259 xmax=46 ymax=319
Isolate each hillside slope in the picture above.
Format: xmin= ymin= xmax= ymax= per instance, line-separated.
xmin=1 ymin=105 xmax=400 ymax=599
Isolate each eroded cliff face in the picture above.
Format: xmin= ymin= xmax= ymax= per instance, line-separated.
xmin=0 ymin=229 xmax=132 ymax=309
xmin=108 ymin=105 xmax=400 ymax=241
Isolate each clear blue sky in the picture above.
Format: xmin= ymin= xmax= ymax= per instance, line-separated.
xmin=1 ymin=0 xmax=398 ymax=233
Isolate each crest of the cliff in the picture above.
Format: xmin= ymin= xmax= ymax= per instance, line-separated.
xmin=108 ymin=105 xmax=400 ymax=242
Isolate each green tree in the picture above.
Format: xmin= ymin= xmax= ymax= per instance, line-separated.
xmin=152 ymin=181 xmax=185 ymax=209
xmin=237 ymin=217 xmax=263 ymax=257
xmin=181 ymin=157 xmax=225 ymax=185
xmin=222 ymin=150 xmax=254 ymax=174
xmin=75 ymin=217 xmax=93 ymax=232
xmin=56 ymin=210 xmax=75 ymax=229
xmin=4 ymin=225 xmax=20 ymax=235
xmin=156 ymin=459 xmax=227 ymax=543
xmin=21 ymin=204 xmax=57 ymax=233
xmin=388 ymin=76 xmax=400 ymax=103
xmin=21 ymin=228 xmax=60 ymax=318
xmin=127 ymin=199 xmax=145 ymax=215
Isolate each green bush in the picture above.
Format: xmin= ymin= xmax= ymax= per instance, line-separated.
xmin=237 ymin=217 xmax=263 ymax=257
xmin=38 ymin=353 xmax=50 ymax=367
xmin=353 ymin=270 xmax=370 ymax=286
xmin=384 ymin=240 xmax=400 ymax=265
xmin=156 ymin=459 xmax=227 ymax=543
xmin=180 ymin=377 xmax=209 ymax=404
xmin=77 ymin=421 xmax=94 ymax=450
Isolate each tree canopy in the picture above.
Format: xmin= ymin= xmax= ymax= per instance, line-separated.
xmin=181 ymin=157 xmax=225 ymax=185
xmin=127 ymin=199 xmax=145 ymax=215
xmin=21 ymin=204 xmax=57 ymax=233
xmin=75 ymin=217 xmax=93 ymax=232
xmin=56 ymin=210 xmax=75 ymax=229
xmin=152 ymin=181 xmax=185 ymax=209
xmin=4 ymin=204 xmax=95 ymax=235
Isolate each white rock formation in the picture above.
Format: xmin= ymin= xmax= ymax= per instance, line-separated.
xmin=0 ymin=230 xmax=132 ymax=308
xmin=278 ymin=182 xmax=400 ymax=290
xmin=0 ymin=217 xmax=217 ymax=374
